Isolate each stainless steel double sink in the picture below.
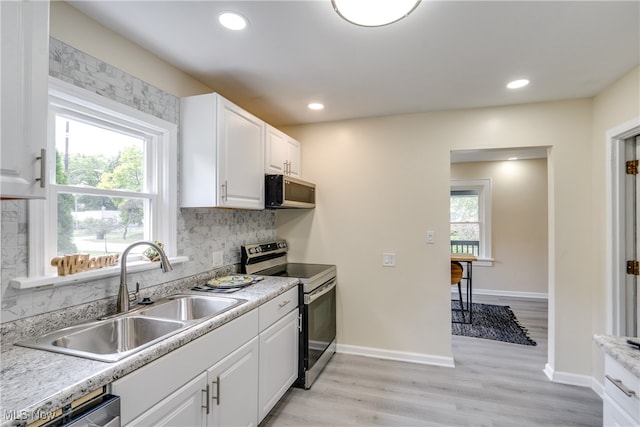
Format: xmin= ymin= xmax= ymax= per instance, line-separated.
xmin=16 ymin=295 xmax=247 ymax=362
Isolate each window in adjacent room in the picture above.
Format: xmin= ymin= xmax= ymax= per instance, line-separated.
xmin=450 ymin=179 xmax=492 ymax=263
xmin=28 ymin=79 xmax=177 ymax=278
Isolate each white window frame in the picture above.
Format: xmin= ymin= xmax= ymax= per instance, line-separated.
xmin=450 ymin=179 xmax=493 ymax=266
xmin=21 ymin=77 xmax=178 ymax=287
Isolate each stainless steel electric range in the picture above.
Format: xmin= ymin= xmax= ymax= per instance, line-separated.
xmin=241 ymin=240 xmax=336 ymax=389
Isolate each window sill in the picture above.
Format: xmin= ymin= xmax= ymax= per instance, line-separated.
xmin=10 ymin=256 xmax=189 ymax=290
xmin=474 ymin=258 xmax=493 ymax=267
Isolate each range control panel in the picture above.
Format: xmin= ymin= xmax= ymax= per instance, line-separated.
xmin=243 ymin=240 xmax=287 ymax=256
xmin=241 ymin=240 xmax=288 ymax=270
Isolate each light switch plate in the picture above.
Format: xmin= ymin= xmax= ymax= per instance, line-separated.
xmin=382 ymin=253 xmax=396 ymax=267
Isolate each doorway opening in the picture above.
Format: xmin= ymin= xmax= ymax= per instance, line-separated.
xmin=449 ymin=147 xmax=550 ymax=359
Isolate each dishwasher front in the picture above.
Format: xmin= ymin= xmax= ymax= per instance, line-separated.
xmin=42 ymin=394 xmax=120 ymax=427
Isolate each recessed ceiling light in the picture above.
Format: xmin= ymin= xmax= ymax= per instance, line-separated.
xmin=506 ymin=79 xmax=530 ymax=89
xmin=507 ymin=157 xmax=519 ymax=161
xmin=308 ymin=102 xmax=325 ymax=110
xmin=218 ymin=12 xmax=247 ymax=31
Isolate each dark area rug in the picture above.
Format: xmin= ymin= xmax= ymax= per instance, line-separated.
xmin=451 ymin=300 xmax=537 ymax=346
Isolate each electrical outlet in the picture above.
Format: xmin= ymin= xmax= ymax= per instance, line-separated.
xmin=212 ymin=251 xmax=223 ymax=267
xmin=382 ymin=253 xmax=396 ymax=267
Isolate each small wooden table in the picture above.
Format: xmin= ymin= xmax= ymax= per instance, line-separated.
xmin=451 ymin=254 xmax=477 ymax=323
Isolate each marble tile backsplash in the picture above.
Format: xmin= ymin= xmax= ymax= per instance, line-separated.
xmin=0 ymin=38 xmax=276 ymax=324
xmin=49 ymin=38 xmax=179 ymax=123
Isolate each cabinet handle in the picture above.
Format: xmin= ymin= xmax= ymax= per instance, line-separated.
xmin=606 ymin=375 xmax=637 ymax=397
xmin=212 ymin=376 xmax=221 ymax=405
xmin=283 ymin=161 xmax=292 ymax=175
xmin=278 ymin=299 xmax=291 ymax=308
xmin=202 ymin=384 xmax=210 ymax=414
xmin=35 ymin=148 xmax=46 ymax=188
xmin=221 ymin=180 xmax=228 ymax=201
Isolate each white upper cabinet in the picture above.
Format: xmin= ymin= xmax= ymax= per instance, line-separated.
xmin=1 ymin=0 xmax=49 ymax=199
xmin=265 ymin=125 xmax=301 ymax=178
xmin=181 ymin=93 xmax=265 ymax=209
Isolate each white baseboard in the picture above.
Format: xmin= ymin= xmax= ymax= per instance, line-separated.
xmin=543 ymin=363 xmax=594 ymax=388
xmin=452 ymin=288 xmax=548 ymax=300
xmin=591 ymin=377 xmax=604 ymax=399
xmin=337 ymin=344 xmax=455 ymax=368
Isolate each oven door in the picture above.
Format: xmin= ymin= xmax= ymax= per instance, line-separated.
xmin=301 ymin=278 xmax=336 ymax=388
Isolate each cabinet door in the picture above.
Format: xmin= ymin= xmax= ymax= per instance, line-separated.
xmin=284 ymin=137 xmax=301 ymax=177
xmin=258 ymin=309 xmax=299 ymax=422
xmin=128 ymin=372 xmax=207 ymax=427
xmin=265 ymin=125 xmax=301 ymax=178
xmin=265 ymin=125 xmax=287 ymax=175
xmin=0 ymin=0 xmax=49 ymax=199
xmin=216 ymin=97 xmax=265 ymax=209
xmin=207 ymin=337 xmax=259 ymax=427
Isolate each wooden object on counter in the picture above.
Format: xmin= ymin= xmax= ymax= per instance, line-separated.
xmin=50 ymin=254 xmax=119 ymax=276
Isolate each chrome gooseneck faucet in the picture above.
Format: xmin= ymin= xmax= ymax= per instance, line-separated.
xmin=117 ymin=241 xmax=174 ymax=313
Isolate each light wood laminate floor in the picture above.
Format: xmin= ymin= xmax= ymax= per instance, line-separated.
xmin=260 ymin=295 xmax=602 ymax=426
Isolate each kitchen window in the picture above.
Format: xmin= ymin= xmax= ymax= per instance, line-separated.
xmin=450 ymin=179 xmax=492 ymax=266
xmin=26 ymin=78 xmax=177 ymax=281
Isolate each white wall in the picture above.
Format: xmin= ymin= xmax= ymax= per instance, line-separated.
xmin=451 ymin=159 xmax=548 ymax=296
xmin=280 ymin=99 xmax=596 ymax=374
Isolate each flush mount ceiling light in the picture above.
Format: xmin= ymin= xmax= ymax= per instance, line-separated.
xmin=506 ymin=79 xmax=530 ymax=89
xmin=218 ymin=12 xmax=247 ymax=31
xmin=332 ymin=0 xmax=421 ymax=27
xmin=308 ymin=102 xmax=325 ymax=110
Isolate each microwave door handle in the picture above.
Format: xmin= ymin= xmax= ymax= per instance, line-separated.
xmin=306 ymin=279 xmax=337 ymax=304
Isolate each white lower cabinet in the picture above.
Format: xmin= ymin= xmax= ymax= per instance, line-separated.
xmin=110 ymin=289 xmax=301 ymax=427
xmin=257 ymin=286 xmax=300 ymax=423
xmin=129 ymin=372 xmax=207 ymax=427
xmin=207 ymin=337 xmax=259 ymax=427
xmin=603 ymin=354 xmax=640 ymax=427
xmin=258 ymin=309 xmax=299 ymax=422
xmin=111 ymin=309 xmax=259 ymax=426
xmin=127 ymin=338 xmax=260 ymax=427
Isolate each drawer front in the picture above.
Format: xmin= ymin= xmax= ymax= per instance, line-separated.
xmin=605 ymin=354 xmax=640 ymax=423
xmin=259 ymin=287 xmax=299 ymax=331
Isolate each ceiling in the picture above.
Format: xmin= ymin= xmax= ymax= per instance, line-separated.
xmin=68 ymin=1 xmax=639 ymax=129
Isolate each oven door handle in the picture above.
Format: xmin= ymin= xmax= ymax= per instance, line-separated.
xmin=305 ymin=279 xmax=336 ymax=304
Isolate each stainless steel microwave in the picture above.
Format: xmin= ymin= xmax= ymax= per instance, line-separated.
xmin=265 ymin=175 xmax=316 ymax=209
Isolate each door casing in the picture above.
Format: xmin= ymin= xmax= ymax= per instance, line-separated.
xmin=606 ymin=117 xmax=640 ymax=336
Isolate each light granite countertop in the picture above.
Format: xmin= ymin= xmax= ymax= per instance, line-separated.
xmin=0 ymin=275 xmax=299 ymax=427
xmin=593 ymin=334 xmax=640 ymax=377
